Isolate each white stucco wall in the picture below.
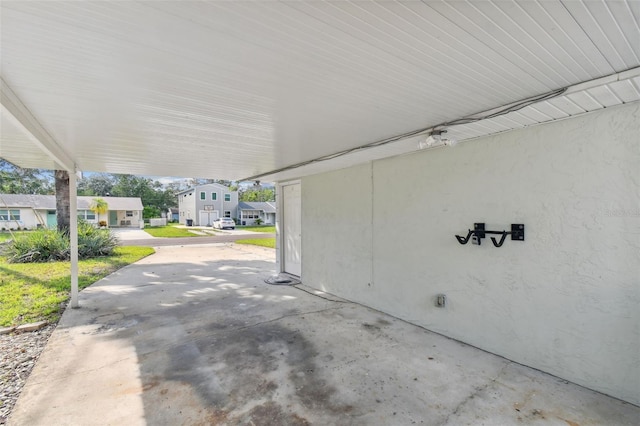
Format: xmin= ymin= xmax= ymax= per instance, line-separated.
xmin=300 ymin=103 xmax=640 ymax=405
xmin=303 ymin=163 xmax=373 ymax=302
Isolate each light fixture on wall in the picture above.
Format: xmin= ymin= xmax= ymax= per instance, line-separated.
xmin=419 ymin=129 xmax=457 ymax=149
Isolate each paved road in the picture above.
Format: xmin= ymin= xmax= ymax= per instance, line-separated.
xmin=119 ymin=233 xmax=275 ymax=247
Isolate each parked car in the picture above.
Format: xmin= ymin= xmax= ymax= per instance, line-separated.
xmin=213 ymin=217 xmax=235 ymax=230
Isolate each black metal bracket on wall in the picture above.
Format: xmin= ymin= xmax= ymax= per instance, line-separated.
xmin=455 ymin=223 xmax=525 ymax=247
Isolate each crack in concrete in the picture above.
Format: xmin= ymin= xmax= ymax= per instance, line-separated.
xmin=235 ymin=306 xmax=347 ymax=331
xmin=293 ymin=285 xmax=352 ymax=303
xmin=437 ymin=361 xmax=513 ymax=425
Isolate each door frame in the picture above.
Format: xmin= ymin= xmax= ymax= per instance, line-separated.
xmin=277 ymin=180 xmax=302 ymax=277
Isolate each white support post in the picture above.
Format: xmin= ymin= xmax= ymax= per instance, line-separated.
xmin=69 ymin=171 xmax=79 ymax=308
xmin=2 ymin=77 xmax=81 ymax=307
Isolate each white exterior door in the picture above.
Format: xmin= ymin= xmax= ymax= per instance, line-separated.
xmin=282 ymin=183 xmax=302 ymax=276
xmin=199 ymin=210 xmax=219 ymax=226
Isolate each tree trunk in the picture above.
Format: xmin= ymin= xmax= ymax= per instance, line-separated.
xmin=55 ymin=170 xmax=71 ymax=233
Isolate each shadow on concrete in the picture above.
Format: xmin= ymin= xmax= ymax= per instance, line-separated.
xmin=9 ymin=245 xmax=640 ymax=425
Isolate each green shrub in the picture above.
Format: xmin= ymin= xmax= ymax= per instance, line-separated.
xmin=6 ymin=221 xmax=118 ymax=263
xmin=7 ymin=229 xmax=69 ymax=263
xmin=77 ymin=221 xmax=118 ymax=258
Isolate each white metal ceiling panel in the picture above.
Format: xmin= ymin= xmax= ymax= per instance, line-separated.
xmin=566 ymin=92 xmax=607 ymax=112
xmin=562 ymin=0 xmax=638 ymax=70
xmin=513 ymin=106 xmax=554 ymax=124
xmin=545 ymin=97 xmax=588 ymax=117
xmin=1 ymin=1 xmax=639 ymax=181
xmin=608 ymin=79 xmax=640 ymax=103
xmin=587 ymin=86 xmax=624 ymax=107
xmin=0 ymin=115 xmax=59 ymax=170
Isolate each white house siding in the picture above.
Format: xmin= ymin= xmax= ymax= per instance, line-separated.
xmin=178 ymin=191 xmax=197 ymax=225
xmin=0 ymin=208 xmax=37 ymax=229
xmin=0 ymin=196 xmax=143 ymax=229
xmin=112 ymin=210 xmax=141 ymax=227
xmin=299 ymin=103 xmax=640 ymax=405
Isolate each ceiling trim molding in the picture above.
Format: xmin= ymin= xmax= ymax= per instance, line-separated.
xmin=1 ymin=77 xmax=76 ymax=172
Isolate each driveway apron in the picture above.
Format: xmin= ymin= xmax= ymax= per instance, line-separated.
xmin=8 ymin=244 xmax=639 ymax=425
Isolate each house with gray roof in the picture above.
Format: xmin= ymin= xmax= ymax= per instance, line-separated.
xmin=238 ymin=201 xmax=276 ymax=226
xmin=0 ymin=194 xmax=143 ymax=229
xmin=177 ymin=183 xmax=238 ymax=226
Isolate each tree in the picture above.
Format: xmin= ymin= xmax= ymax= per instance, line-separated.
xmin=143 ymin=205 xmax=161 ymax=219
xmin=110 ymin=174 xmax=178 ymax=217
xmin=213 ymin=179 xmax=233 ymax=187
xmin=77 ymin=173 xmax=114 ymax=196
xmin=239 ymin=181 xmax=275 ymax=202
xmin=111 ymin=174 xmax=153 ymax=199
xmin=55 ymin=170 xmax=70 ymax=233
xmin=90 ymin=197 xmax=109 ymax=226
xmin=239 ymin=187 xmax=275 ymax=202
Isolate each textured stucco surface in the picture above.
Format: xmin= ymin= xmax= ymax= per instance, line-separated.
xmin=303 ymin=164 xmax=373 ymax=303
xmin=301 ymin=102 xmax=640 ymax=405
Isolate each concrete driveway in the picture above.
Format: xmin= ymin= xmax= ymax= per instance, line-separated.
xmin=9 ymin=244 xmax=639 ymax=425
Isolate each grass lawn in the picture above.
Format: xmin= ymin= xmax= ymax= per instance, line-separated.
xmin=241 ymin=226 xmax=275 ymax=233
xmin=0 ymin=246 xmax=155 ymax=327
xmin=144 ymin=226 xmax=206 ymax=238
xmin=0 ymin=231 xmax=29 ymax=242
xmin=235 ymin=238 xmax=276 ymax=249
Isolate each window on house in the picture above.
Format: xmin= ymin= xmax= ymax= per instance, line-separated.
xmin=77 ymin=210 xmax=95 ymax=220
xmin=224 ymin=194 xmax=231 ymax=201
xmin=211 ymin=192 xmax=217 ymax=201
xmin=224 ymin=211 xmax=231 ymax=218
xmin=200 ymin=192 xmax=205 ymax=200
xmin=0 ymin=209 xmax=20 ymax=221
xmin=126 ymin=211 xmax=133 ymax=217
xmin=242 ymin=210 xmax=259 ymax=219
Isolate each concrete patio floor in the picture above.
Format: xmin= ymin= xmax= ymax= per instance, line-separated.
xmin=9 ymin=244 xmax=639 ymax=425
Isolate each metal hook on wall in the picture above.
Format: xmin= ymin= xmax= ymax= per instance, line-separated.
xmin=455 ymin=223 xmax=524 ymax=247
xmin=455 ymin=229 xmax=474 ymax=245
xmin=490 ymin=231 xmax=508 ymax=247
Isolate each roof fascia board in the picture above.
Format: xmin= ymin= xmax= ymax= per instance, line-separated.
xmin=564 ymin=66 xmax=640 ymax=96
xmin=1 ymin=77 xmax=76 ymax=172
xmin=177 ymin=183 xmax=232 ymax=194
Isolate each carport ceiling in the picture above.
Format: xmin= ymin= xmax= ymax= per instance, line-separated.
xmin=1 ymin=1 xmax=639 ymax=181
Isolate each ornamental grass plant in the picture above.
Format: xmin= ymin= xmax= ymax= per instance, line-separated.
xmin=5 ymin=221 xmax=118 ymax=263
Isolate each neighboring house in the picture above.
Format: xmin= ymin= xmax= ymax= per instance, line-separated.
xmin=177 ymin=183 xmax=238 ymax=226
xmin=167 ymin=208 xmax=179 ymax=222
xmin=0 ymin=194 xmax=143 ymax=229
xmin=238 ymin=201 xmax=276 ymax=226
